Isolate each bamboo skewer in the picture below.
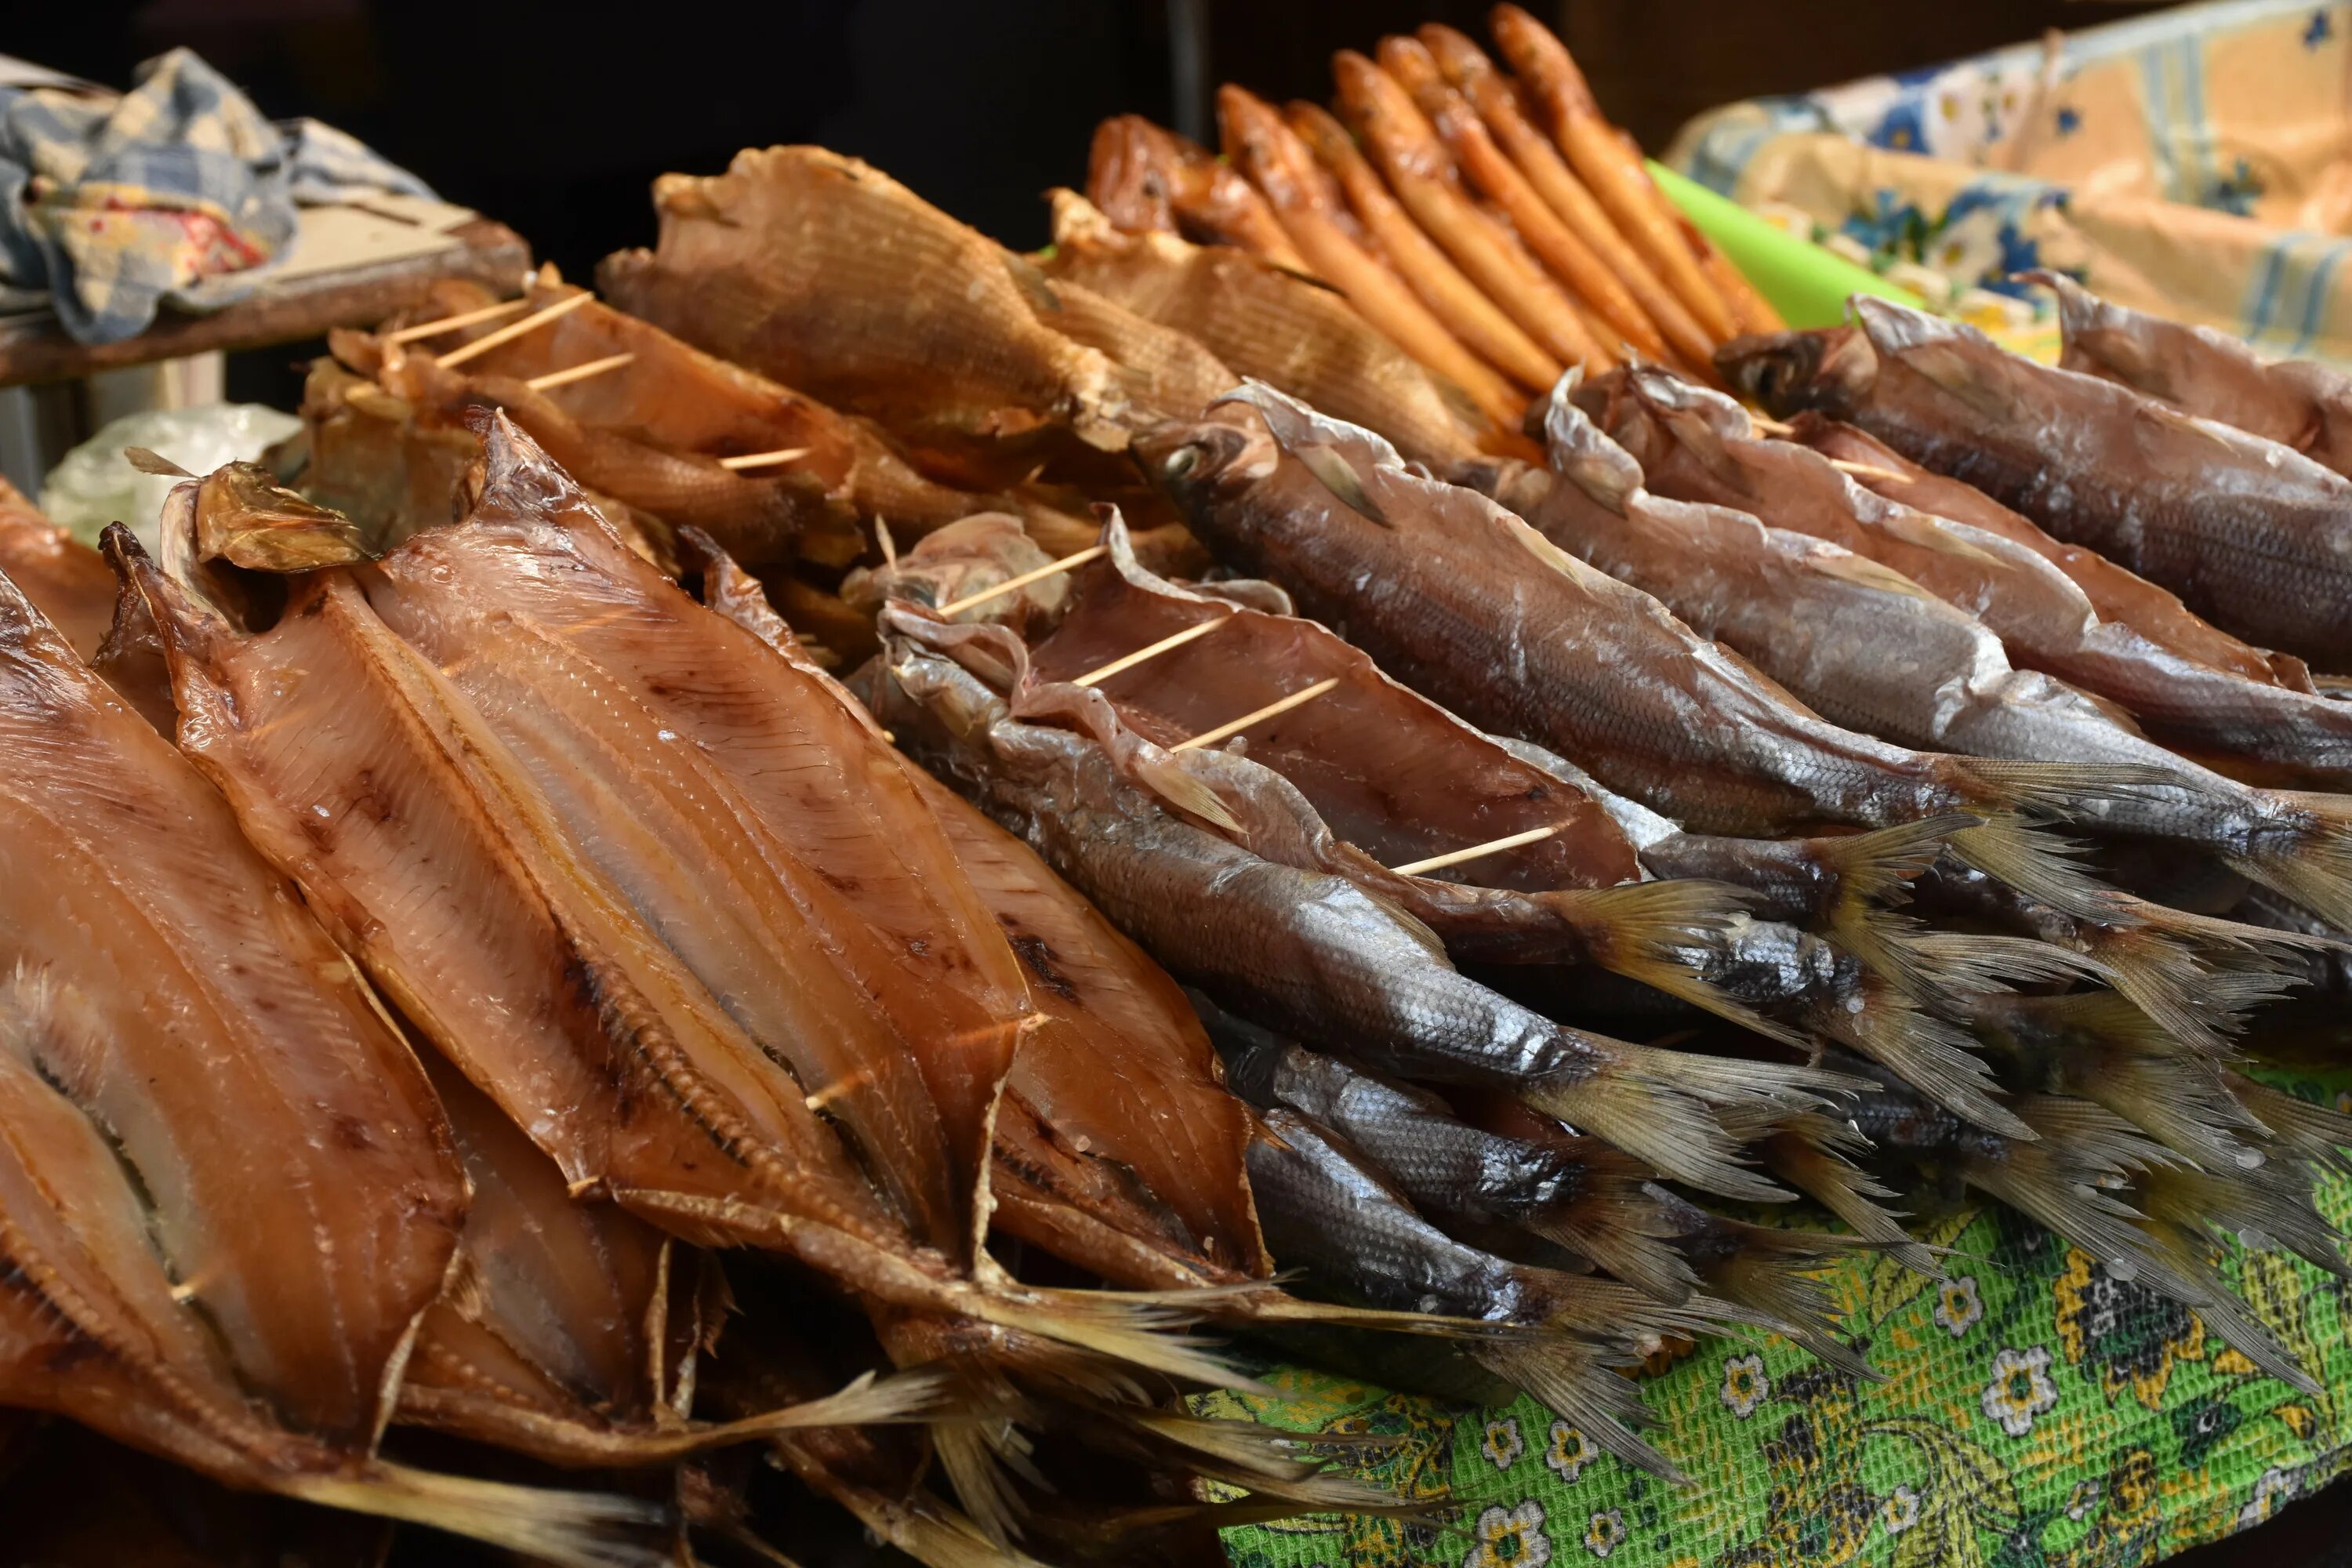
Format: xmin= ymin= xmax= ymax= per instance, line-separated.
xmin=1171 ymin=678 xmax=1341 ymax=753
xmin=435 ymin=291 xmax=593 ymax=368
xmin=718 ymin=447 xmax=814 ymax=471
xmin=524 ymin=351 xmax=635 ymax=392
xmin=934 ymin=545 xmax=1106 ymax=618
xmin=1748 ymin=414 xmax=1795 ymax=435
xmin=1072 ymin=617 xmax=1227 ymax=687
xmin=876 ymin=517 xmax=898 ymax=568
xmin=384 ymin=296 xmax=530 ymax=344
xmin=1389 ymin=823 xmax=1563 ymax=877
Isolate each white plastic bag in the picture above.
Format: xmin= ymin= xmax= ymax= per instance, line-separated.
xmin=39 ymin=403 xmax=303 ymax=552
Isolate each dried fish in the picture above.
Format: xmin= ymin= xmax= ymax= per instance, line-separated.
xmin=0 ymin=479 xmax=113 ymax=660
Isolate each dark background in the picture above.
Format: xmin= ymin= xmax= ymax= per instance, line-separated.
xmin=13 ymin=2 xmax=2351 ymax=1561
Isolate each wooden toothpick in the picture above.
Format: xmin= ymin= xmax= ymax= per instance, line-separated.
xmin=1828 ymin=457 xmax=1911 ymax=485
xmin=524 ymin=351 xmax=635 ymax=392
xmin=435 ymin=291 xmax=593 ymax=368
xmin=384 ymin=296 xmax=530 ymax=344
xmin=718 ymin=447 xmax=813 ymax=471
xmin=1171 ymin=677 xmax=1340 ymax=753
xmin=1389 ymin=823 xmax=1563 ymax=877
xmin=934 ymin=544 xmax=1106 ymax=617
xmin=1071 ymin=616 xmax=1226 ymax=688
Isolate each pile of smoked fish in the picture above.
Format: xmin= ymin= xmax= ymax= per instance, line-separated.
xmin=10 ymin=5 xmax=2352 ymax=1561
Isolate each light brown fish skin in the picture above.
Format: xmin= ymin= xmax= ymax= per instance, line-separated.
xmin=599 ymin=145 xmax=1137 ymax=472
xmin=1218 ymin=85 xmax=1530 ymax=429
xmin=0 ymin=564 xmax=466 ymax=1485
xmin=0 ymin=479 xmax=113 ymax=660
xmin=1721 ymin=299 xmax=2352 ymax=672
xmin=1147 ymin=389 xmax=2036 ymax=838
xmin=1038 ymin=189 xmax=1514 ymax=470
xmin=1084 ymin=113 xmax=1312 ymax=270
xmin=1376 ymin=34 xmax=1670 ymax=366
xmin=1602 ymin=369 xmax=2352 ymax=786
xmin=2039 ymin=269 xmax=2352 ymax=479
xmin=1333 ymin=50 xmax=1613 ymax=375
xmin=1417 ymin=24 xmax=1718 ymax=372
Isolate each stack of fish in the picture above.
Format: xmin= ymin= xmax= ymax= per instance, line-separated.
xmin=1069 ymin=5 xmax=1778 ymax=441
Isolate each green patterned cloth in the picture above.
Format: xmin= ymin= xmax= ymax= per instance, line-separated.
xmin=1204 ymin=1076 xmax=2352 ymax=1567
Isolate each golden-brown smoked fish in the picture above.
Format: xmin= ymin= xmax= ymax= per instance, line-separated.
xmin=0 ymin=560 xmax=659 ymax=1563
xmin=0 ymin=478 xmax=111 ymax=659
xmin=1085 ymin=114 xmax=1312 ymax=270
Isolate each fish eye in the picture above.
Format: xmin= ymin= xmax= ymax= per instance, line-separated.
xmin=1163 ymin=445 xmax=1202 ymax=479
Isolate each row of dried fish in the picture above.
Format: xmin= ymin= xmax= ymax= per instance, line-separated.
xmin=1082 ymin=5 xmax=1779 ymax=437
xmin=0 ymin=425 xmax=1478 ymax=1563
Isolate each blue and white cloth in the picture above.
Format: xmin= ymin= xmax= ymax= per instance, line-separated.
xmin=1 ymin=48 xmax=436 ymax=345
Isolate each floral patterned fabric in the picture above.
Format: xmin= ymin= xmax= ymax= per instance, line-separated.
xmin=1665 ymin=0 xmax=2352 ymax=359
xmin=1205 ymin=1070 xmax=2352 ymax=1567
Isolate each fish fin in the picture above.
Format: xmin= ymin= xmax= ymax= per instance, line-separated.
xmin=2136 ymin=1163 xmax=2350 ymax=1282
xmin=2116 ymin=1211 xmax=2324 ymax=1392
xmin=934 ymin=1420 xmax=1035 ymax=1548
xmin=1849 ymin=298 xmax=2016 ymax=421
xmin=282 ymin=1464 xmax=666 ymax=1568
xmin=966 ymin=1285 xmax=1267 ymax=1393
xmin=1683 ymin=1228 xmax=1877 ymax=1381
xmin=1872 ymin=506 xmax=2007 ymax=566
xmin=1804 ymin=546 xmax=1940 ymax=601
xmin=1137 ymin=750 xmax=1247 ymax=834
xmin=1292 ymin=443 xmax=1392 ymax=526
xmin=1554 ymin=880 xmax=1813 ymax=1053
xmin=1756 ymin=1116 xmax=1940 ymax=1276
xmin=1520 ymin=1185 xmax=1704 ymax=1305
xmin=2219 ymin=791 xmax=2352 ymax=934
xmin=2063 ymin=923 xmax=2240 ymax=1057
xmin=1472 ymin=1338 xmax=1685 ymax=1483
xmin=1944 ymin=812 xmax=2120 ymax=924
xmin=1831 ymin=980 xmax=2032 ymax=1140
xmin=1122 ymin=1413 xmax=1425 ymax=1515
xmin=1816 ymin=816 xmax=1972 ymax=908
xmin=797 ymin=1468 xmax=1056 ymax=1568
xmin=2229 ymin=1073 xmax=2352 ymax=1178
xmin=1519 ymin=1069 xmax=1788 ymax=1203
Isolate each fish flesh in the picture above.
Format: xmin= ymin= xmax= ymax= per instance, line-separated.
xmin=1570 ymin=368 xmax=2352 ymax=931
xmin=1218 ymin=84 xmax=1534 ymax=426
xmin=1144 ymin=383 xmax=2145 ymax=931
xmin=124 ymin=417 xmax=1236 ymax=1394
xmin=2039 ymin=268 xmax=2352 ymax=479
xmin=1039 ymin=190 xmax=1512 ymax=469
xmin=1417 ymin=23 xmax=1715 ymax=371
xmin=599 ymin=146 xmax=1216 ymax=478
xmin=1331 ymin=49 xmax=1611 ymax=375
xmin=876 ymin=602 xmax=1856 ymax=1201
xmin=0 ymin=560 xmax=667 ymax=1562
xmin=0 ymin=478 xmax=113 ymax=659
xmin=1719 ymin=297 xmax=2352 ymax=670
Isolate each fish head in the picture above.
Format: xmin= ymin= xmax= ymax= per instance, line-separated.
xmin=1537 ymin=372 xmax=1644 ymax=515
xmin=1136 ymin=405 xmax=1272 ymax=518
xmin=1715 ymin=326 xmax=1872 ymax=419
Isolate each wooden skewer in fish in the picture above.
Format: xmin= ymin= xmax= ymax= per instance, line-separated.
xmin=1171 ymin=677 xmax=1341 ymax=752
xmin=524 ymin=351 xmax=635 ymax=392
xmin=384 ymin=296 xmax=531 ymax=344
xmin=435 ymin=290 xmax=593 ymax=368
xmin=1390 ymin=823 xmax=1565 ymax=877
xmin=935 ymin=544 xmax=1107 ymax=617
xmin=719 ymin=447 xmax=815 ymax=470
xmin=1072 ymin=615 xmax=1229 ymax=687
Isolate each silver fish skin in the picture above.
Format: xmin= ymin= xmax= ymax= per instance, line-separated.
xmin=869 ymin=612 xmax=1811 ymax=1200
xmin=2038 ymin=270 xmax=2352 ymax=478
xmin=1719 ymin=298 xmax=2352 ymax=672
xmin=1509 ymin=382 xmax=2344 ymax=891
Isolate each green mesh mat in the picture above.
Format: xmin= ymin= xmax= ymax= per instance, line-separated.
xmin=1200 ymin=1073 xmax=2352 ymax=1568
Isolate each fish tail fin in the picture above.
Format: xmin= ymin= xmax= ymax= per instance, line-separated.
xmin=2118 ymin=1206 xmax=2326 ymax=1392
xmin=1121 ymin=1411 xmax=1427 ymax=1515
xmin=2136 ymin=1163 xmax=2351 ymax=1282
xmin=1553 ymin=879 xmax=1809 ymax=1052
xmin=964 ymin=1284 xmax=1265 ymax=1392
xmin=795 ymin=1467 xmax=1056 ymax=1568
xmin=1520 ymin=1163 xmax=1704 ymax=1302
xmin=1472 ymin=1338 xmax=1684 ymax=1483
xmin=933 ymin=1417 xmax=1038 ymax=1548
xmin=1826 ymin=975 xmax=2031 ymax=1138
xmin=1755 ymin=1113 xmax=1940 ymax=1276
xmin=1684 ymin=1223 xmax=1876 ymax=1381
xmin=1945 ymin=813 xmax=2118 ymax=923
xmin=1817 ymin=815 xmax=1976 ymax=913
xmin=1527 ymin=1044 xmax=1862 ymax=1202
xmin=2221 ymin=791 xmax=2352 ymax=933
xmin=285 ymin=1464 xmax=666 ymax=1568
xmin=2228 ymin=1071 xmax=2352 ymax=1178
xmin=1524 ymin=1269 xmax=1728 ymax=1352
xmin=2075 ymin=920 xmax=2299 ymax=1055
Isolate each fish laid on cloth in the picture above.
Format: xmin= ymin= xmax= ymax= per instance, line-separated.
xmin=1567 ymin=366 xmax=2352 ymax=934
xmin=0 ymin=557 xmax=669 ymax=1563
xmin=870 ymin=599 xmax=1849 ymax=1203
xmin=1144 ymin=383 xmax=2151 ymax=925
xmin=1719 ymin=296 xmax=2352 ymax=672
xmin=2038 ymin=268 xmax=2352 ymax=482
